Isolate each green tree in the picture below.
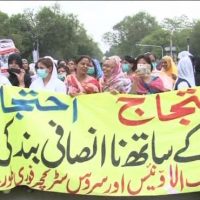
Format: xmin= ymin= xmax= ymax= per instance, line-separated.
xmin=139 ymin=28 xmax=193 ymax=59
xmin=190 ymin=20 xmax=200 ymax=55
xmin=137 ymin=15 xmax=195 ymax=59
xmin=35 ymin=4 xmax=102 ymax=60
xmin=0 ymin=3 xmax=103 ymax=62
xmin=161 ymin=15 xmax=195 ymax=31
xmin=0 ymin=11 xmax=9 ymax=37
xmin=103 ymin=12 xmax=160 ymax=57
xmin=139 ymin=29 xmax=169 ymax=58
xmin=160 ymin=15 xmax=195 ymax=56
xmin=5 ymin=13 xmax=33 ymax=60
xmin=173 ymin=29 xmax=193 ymax=53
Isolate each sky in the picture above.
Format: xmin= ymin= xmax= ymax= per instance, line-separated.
xmin=0 ymin=1 xmax=200 ymax=53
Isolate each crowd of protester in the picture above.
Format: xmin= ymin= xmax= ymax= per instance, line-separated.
xmin=0 ymin=50 xmax=200 ymax=97
xmin=0 ymin=50 xmax=200 ymax=195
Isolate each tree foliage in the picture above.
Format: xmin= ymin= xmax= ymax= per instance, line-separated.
xmin=161 ymin=15 xmax=195 ymax=31
xmin=103 ymin=12 xmax=160 ymax=57
xmin=0 ymin=11 xmax=9 ymax=37
xmin=190 ymin=20 xmax=200 ymax=56
xmin=0 ymin=6 xmax=199 ymax=60
xmin=0 ymin=4 xmax=103 ymax=61
xmin=104 ymin=13 xmax=197 ymax=58
xmin=139 ymin=29 xmax=169 ymax=58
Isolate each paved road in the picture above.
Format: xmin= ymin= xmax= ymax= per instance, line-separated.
xmin=0 ymin=187 xmax=200 ymax=200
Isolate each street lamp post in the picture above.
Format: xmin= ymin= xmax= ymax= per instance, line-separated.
xmin=135 ymin=44 xmax=164 ymax=57
xmin=165 ymin=27 xmax=192 ymax=57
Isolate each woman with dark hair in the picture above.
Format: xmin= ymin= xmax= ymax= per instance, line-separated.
xmin=121 ymin=55 xmax=137 ymax=81
xmin=65 ymin=55 xmax=101 ymax=97
xmin=131 ymin=54 xmax=166 ymax=94
xmin=57 ymin=60 xmax=69 ymax=81
xmin=22 ymin=58 xmax=30 ymax=73
xmin=66 ymin=58 xmax=76 ymax=75
xmin=144 ymin=52 xmax=157 ymax=71
xmin=8 ymin=53 xmax=31 ymax=88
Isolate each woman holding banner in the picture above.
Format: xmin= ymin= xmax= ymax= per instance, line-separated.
xmin=65 ymin=55 xmax=101 ymax=97
xmin=130 ymin=54 xmax=166 ymax=95
xmin=30 ymin=56 xmax=66 ymax=93
xmin=100 ymin=55 xmax=132 ymax=94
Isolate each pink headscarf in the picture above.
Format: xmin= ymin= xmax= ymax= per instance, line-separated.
xmin=109 ymin=55 xmax=122 ymax=76
xmin=102 ymin=55 xmax=132 ymax=93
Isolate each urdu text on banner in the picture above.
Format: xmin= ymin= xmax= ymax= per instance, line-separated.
xmin=0 ymin=85 xmax=200 ymax=196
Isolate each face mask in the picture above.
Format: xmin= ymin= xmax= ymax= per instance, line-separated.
xmin=58 ymin=73 xmax=66 ymax=81
xmin=122 ymin=63 xmax=130 ymax=73
xmin=87 ymin=67 xmax=95 ymax=75
xmin=37 ymin=69 xmax=48 ymax=79
xmin=152 ymin=62 xmax=157 ymax=70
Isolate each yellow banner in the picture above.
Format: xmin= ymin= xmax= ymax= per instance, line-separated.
xmin=0 ymin=85 xmax=200 ymax=196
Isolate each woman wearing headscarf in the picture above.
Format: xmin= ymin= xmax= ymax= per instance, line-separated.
xmin=87 ymin=58 xmax=103 ymax=80
xmin=100 ymin=55 xmax=132 ymax=94
xmin=8 ymin=53 xmax=32 ymax=88
xmin=131 ymin=54 xmax=166 ymax=95
xmin=174 ymin=56 xmax=195 ymax=90
xmin=159 ymin=55 xmax=178 ymax=90
xmin=30 ymin=56 xmax=66 ymax=93
xmin=65 ymin=55 xmax=101 ymax=97
xmin=178 ymin=51 xmax=193 ymax=60
xmin=178 ymin=50 xmax=195 ymax=77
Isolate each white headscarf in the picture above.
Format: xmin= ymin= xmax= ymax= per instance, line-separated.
xmin=30 ymin=56 xmax=66 ymax=93
xmin=44 ymin=56 xmax=58 ymax=80
xmin=178 ymin=51 xmax=193 ymax=60
xmin=177 ymin=56 xmax=195 ymax=87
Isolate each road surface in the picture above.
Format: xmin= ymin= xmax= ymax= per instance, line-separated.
xmin=0 ymin=187 xmax=200 ymax=200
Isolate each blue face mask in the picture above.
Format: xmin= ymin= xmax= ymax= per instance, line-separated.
xmin=87 ymin=67 xmax=95 ymax=76
xmin=152 ymin=62 xmax=157 ymax=70
xmin=37 ymin=69 xmax=48 ymax=79
xmin=57 ymin=73 xmax=66 ymax=81
xmin=122 ymin=63 xmax=130 ymax=73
